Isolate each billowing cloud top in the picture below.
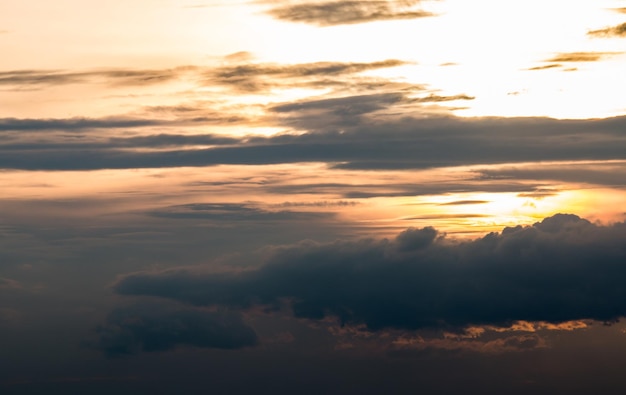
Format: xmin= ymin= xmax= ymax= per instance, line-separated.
xmin=116 ymin=214 xmax=626 ymax=332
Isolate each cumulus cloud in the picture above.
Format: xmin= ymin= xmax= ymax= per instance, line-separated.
xmin=94 ymin=303 xmax=258 ymax=357
xmin=261 ymin=0 xmax=434 ymax=27
xmin=115 ymin=214 xmax=626 ymax=334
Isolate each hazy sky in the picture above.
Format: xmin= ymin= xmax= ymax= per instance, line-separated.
xmin=2 ymin=1 xmax=626 ymax=394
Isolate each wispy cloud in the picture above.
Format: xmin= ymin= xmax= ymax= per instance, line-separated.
xmin=526 ymin=63 xmax=563 ymax=71
xmin=0 ymin=67 xmax=194 ymax=88
xmin=545 ymin=51 xmax=622 ymax=62
xmin=588 ymin=22 xmax=626 ymax=38
xmin=148 ymin=202 xmax=335 ymax=221
xmin=260 ymin=0 xmax=434 ymax=27
xmin=206 ymin=59 xmax=412 ymax=92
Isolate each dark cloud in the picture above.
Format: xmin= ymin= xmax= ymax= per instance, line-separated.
xmin=94 ymin=303 xmax=258 ymax=357
xmin=545 ymin=52 xmax=622 ymax=62
xmin=2 ymin=112 xmax=626 ymax=171
xmin=0 ymin=116 xmax=163 ymax=132
xmin=0 ymin=112 xmax=246 ymax=133
xmin=477 ymin=162 xmax=626 ymax=187
xmin=148 ymin=203 xmax=335 ymax=221
xmin=265 ymin=180 xmax=541 ymax=199
xmin=0 ymin=133 xmax=240 ymax=151
xmin=115 ymin=214 xmax=626 ymax=333
xmin=588 ymin=22 xmax=626 ymax=38
xmin=261 ymin=0 xmax=434 ymax=26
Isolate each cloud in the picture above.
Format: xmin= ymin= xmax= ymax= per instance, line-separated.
xmin=115 ymin=214 xmax=626 ymax=333
xmin=0 ymin=133 xmax=240 ymax=152
xmin=438 ymin=200 xmax=489 ymax=206
xmin=545 ymin=52 xmax=622 ymax=62
xmin=527 ymin=64 xmax=563 ymax=71
xmin=0 ymin=113 xmax=246 ymax=132
xmin=148 ymin=203 xmax=335 ymax=221
xmin=476 ymin=161 xmax=626 ymax=186
xmin=261 ymin=0 xmax=434 ymax=27
xmin=0 ymin=277 xmax=22 ymax=290
xmin=94 ymin=303 xmax=258 ymax=357
xmin=0 ymin=117 xmax=165 ymax=132
xmin=588 ymin=22 xmax=626 ymax=38
xmin=206 ymin=59 xmax=412 ymax=93
xmin=0 ymin=67 xmax=192 ymax=88
xmin=2 ymin=113 xmax=626 ymax=170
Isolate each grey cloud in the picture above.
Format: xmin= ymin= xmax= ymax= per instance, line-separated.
xmin=95 ymin=303 xmax=258 ymax=357
xmin=0 ymin=117 xmax=165 ymax=132
xmin=588 ymin=22 xmax=626 ymax=38
xmin=477 ymin=162 xmax=626 ymax=187
xmin=148 ymin=203 xmax=335 ymax=221
xmin=262 ymin=0 xmax=434 ymax=26
xmin=0 ymin=112 xmax=245 ymax=132
xmin=115 ymin=214 xmax=626 ymax=332
xmin=0 ymin=133 xmax=240 ymax=151
xmin=268 ymin=181 xmax=541 ymax=199
xmin=2 ymin=112 xmax=626 ymax=171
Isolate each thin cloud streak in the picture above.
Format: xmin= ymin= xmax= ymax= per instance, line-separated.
xmin=261 ymin=0 xmax=435 ymax=26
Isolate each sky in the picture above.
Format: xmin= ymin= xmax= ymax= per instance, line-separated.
xmin=1 ymin=1 xmax=626 ymax=394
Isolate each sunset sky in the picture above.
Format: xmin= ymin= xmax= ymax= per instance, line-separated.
xmin=2 ymin=1 xmax=626 ymax=394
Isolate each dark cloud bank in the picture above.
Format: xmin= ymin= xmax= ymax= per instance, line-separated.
xmin=116 ymin=214 xmax=626 ymax=334
xmin=2 ymin=112 xmax=626 ymax=170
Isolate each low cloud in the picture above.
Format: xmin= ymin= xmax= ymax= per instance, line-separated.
xmin=261 ymin=0 xmax=434 ymax=27
xmin=94 ymin=303 xmax=258 ymax=357
xmin=115 ymin=214 xmax=626 ymax=333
